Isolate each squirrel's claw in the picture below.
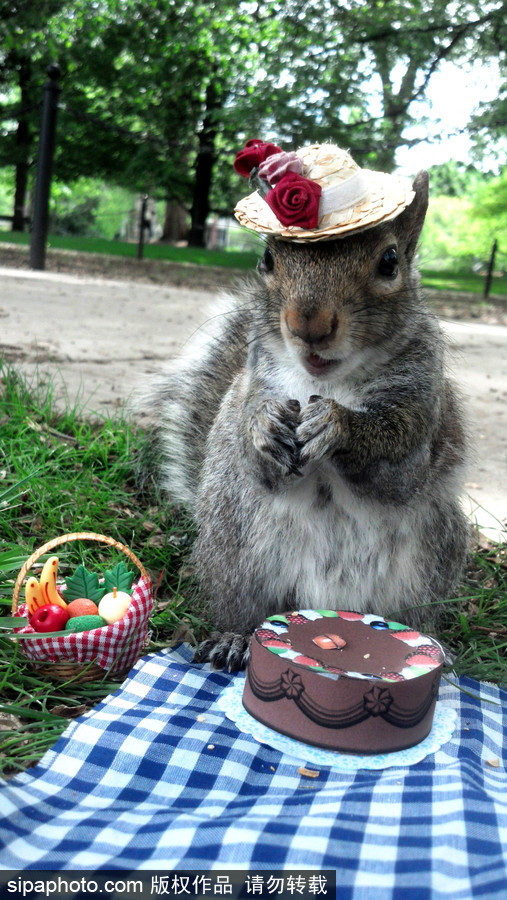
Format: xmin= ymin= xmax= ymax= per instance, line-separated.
xmin=297 ymin=397 xmax=348 ymax=464
xmin=194 ymin=632 xmax=251 ymax=672
xmin=249 ymin=398 xmax=301 ymax=476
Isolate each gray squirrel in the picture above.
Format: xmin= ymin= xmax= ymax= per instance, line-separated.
xmin=142 ymin=142 xmax=469 ymax=670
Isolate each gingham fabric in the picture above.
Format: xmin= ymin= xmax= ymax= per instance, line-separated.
xmin=14 ymin=576 xmax=153 ymax=674
xmin=0 ymin=645 xmax=506 ymax=898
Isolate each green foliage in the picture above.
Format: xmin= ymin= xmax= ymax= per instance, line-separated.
xmin=420 ymin=193 xmax=506 ymax=271
xmin=1 ymin=0 xmax=505 ymax=235
xmin=473 ymin=168 xmax=507 ymax=222
xmin=427 ymin=161 xmax=482 ymax=197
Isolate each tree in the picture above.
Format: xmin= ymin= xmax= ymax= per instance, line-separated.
xmin=257 ymin=0 xmax=507 ymax=171
xmin=0 ymin=0 xmax=70 ymax=229
xmin=427 ymin=160 xmax=481 ymax=197
xmin=1 ymin=0 xmax=505 ymax=244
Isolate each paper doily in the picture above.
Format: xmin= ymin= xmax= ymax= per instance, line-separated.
xmin=217 ymin=676 xmax=457 ymax=771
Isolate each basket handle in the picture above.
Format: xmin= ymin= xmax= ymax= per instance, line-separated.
xmin=12 ymin=531 xmax=150 ymax=614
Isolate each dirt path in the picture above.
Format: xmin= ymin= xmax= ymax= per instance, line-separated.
xmin=0 ymin=260 xmax=505 ymax=542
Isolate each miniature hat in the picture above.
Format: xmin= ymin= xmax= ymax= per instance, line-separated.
xmin=233 ymin=140 xmax=415 ymax=242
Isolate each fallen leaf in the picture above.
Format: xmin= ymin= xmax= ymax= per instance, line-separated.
xmin=50 ymin=704 xmax=88 ymax=718
xmin=0 ymin=713 xmax=23 ymax=731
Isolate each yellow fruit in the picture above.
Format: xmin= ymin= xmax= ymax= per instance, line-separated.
xmin=39 ymin=556 xmax=67 ymax=610
xmin=25 ymin=577 xmax=45 ymax=615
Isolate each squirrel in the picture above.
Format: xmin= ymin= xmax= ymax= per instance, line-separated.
xmin=141 ymin=150 xmax=469 ymax=671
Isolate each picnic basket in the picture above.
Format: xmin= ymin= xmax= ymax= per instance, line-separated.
xmin=11 ymin=532 xmax=153 ymax=683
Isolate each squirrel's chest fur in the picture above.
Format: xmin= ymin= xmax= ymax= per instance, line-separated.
xmin=246 ymin=361 xmax=408 ymax=605
xmin=249 ymin=463 xmax=417 ymax=611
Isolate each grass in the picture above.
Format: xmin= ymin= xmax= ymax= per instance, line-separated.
xmin=0 ymin=229 xmax=260 ymax=271
xmin=0 ymin=361 xmax=207 ymax=776
xmin=0 ymin=361 xmax=505 ymax=776
xmin=420 ymin=268 xmax=507 ymax=297
xmin=1 ymin=230 xmax=506 ymax=295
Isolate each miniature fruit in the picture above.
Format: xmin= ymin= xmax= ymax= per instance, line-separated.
xmin=64 ymin=614 xmax=107 ymax=633
xmin=67 ymin=598 xmax=99 ymax=618
xmin=98 ymin=587 xmax=131 ymax=624
xmin=25 ymin=577 xmax=45 ymax=615
xmin=39 ymin=556 xmax=68 ymax=610
xmin=30 ymin=604 xmax=70 ymax=633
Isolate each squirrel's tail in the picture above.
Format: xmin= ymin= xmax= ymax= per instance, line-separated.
xmin=133 ymin=291 xmax=251 ymax=509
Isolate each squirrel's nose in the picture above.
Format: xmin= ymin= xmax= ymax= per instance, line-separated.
xmin=285 ymin=309 xmax=338 ymax=347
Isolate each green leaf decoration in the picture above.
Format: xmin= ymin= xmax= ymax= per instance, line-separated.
xmin=62 ymin=565 xmax=106 ymax=603
xmin=103 ymin=562 xmax=134 ymax=594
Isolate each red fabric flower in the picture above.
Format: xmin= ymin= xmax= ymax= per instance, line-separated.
xmin=265 ymin=172 xmax=322 ymax=229
xmin=233 ymin=139 xmax=282 ymax=177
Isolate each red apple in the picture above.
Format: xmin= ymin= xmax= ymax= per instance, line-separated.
xmin=30 ymin=604 xmax=69 ymax=633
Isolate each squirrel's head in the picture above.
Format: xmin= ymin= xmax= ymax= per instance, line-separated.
xmin=255 ymin=171 xmax=429 ymax=378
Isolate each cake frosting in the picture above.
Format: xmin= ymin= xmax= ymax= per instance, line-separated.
xmin=242 ymin=610 xmax=445 ymax=754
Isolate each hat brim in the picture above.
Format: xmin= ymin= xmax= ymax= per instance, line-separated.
xmin=234 ymin=169 xmax=415 ymax=243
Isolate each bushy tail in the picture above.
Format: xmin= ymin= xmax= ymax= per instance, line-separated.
xmin=133 ymin=291 xmax=251 ymax=509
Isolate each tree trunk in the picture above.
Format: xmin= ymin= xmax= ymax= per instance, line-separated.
xmin=188 ymin=76 xmax=222 ymax=248
xmin=12 ymin=59 xmax=32 ymax=232
xmin=161 ymin=200 xmax=188 ymax=242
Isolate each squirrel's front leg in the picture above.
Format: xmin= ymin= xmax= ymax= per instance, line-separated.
xmin=248 ymin=397 xmax=303 ymax=479
xmin=297 ymin=395 xmax=350 ymax=466
xmin=297 ymin=395 xmax=427 ymax=472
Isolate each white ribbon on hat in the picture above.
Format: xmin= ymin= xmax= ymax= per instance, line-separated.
xmin=319 ymin=170 xmax=369 ymax=216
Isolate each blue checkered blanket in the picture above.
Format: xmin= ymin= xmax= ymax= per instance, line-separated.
xmin=0 ymin=645 xmax=506 ymax=897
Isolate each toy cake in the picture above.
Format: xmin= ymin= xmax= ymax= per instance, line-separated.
xmin=242 ymin=610 xmax=445 ymax=754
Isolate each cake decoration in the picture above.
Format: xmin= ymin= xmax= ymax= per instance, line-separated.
xmin=242 ymin=609 xmax=445 ymax=754
xmin=312 ymin=634 xmax=347 ymax=650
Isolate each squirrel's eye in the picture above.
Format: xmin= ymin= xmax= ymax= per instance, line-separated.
xmin=378 ymin=247 xmax=398 ymax=278
xmin=258 ymin=247 xmax=274 ymax=275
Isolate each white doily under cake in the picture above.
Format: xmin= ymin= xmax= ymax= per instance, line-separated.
xmin=217 ymin=675 xmax=457 ymax=771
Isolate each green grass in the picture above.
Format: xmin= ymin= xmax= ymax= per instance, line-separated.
xmin=2 ymin=230 xmax=506 ymax=294
xmin=0 ymin=229 xmax=260 ymax=271
xmin=0 ymin=361 xmax=207 ymax=775
xmin=0 ymin=361 xmax=505 ymax=776
xmin=420 ymin=268 xmax=507 ymax=296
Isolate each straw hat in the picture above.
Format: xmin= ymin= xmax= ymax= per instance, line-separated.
xmin=234 ymin=142 xmax=415 ymax=242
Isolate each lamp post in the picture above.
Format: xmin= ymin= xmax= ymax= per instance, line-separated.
xmin=30 ymin=63 xmax=61 ymax=271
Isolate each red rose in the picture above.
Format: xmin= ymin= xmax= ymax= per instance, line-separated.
xmin=233 ymin=139 xmax=282 ymax=178
xmin=265 ymin=172 xmax=322 ymax=229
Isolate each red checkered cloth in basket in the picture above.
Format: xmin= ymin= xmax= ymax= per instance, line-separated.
xmin=14 ymin=575 xmax=153 ymax=674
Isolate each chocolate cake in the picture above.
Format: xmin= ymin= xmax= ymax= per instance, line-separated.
xmin=242 ymin=610 xmax=444 ymax=754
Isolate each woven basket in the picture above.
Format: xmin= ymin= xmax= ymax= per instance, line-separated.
xmin=12 ymin=532 xmax=152 ymax=684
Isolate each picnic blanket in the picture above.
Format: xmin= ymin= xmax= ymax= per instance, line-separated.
xmin=0 ymin=645 xmax=506 ymax=898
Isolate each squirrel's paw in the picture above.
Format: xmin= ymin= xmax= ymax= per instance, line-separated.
xmin=249 ymin=398 xmax=302 ymax=476
xmin=193 ymin=631 xmax=251 ymax=672
xmin=297 ymin=396 xmax=349 ymax=465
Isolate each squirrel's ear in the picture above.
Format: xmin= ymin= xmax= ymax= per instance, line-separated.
xmin=395 ymin=170 xmax=429 ymax=262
